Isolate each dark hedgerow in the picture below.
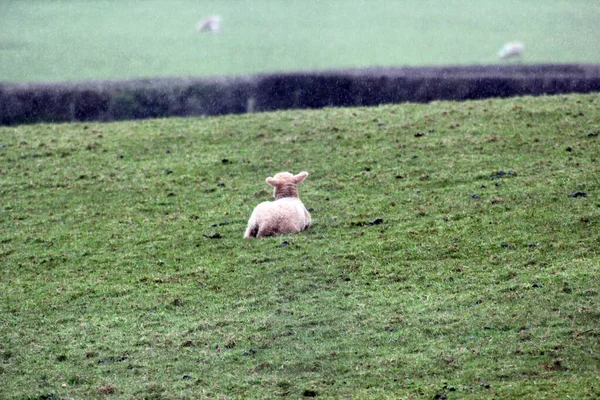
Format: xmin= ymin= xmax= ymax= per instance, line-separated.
xmin=1 ymin=64 xmax=600 ymax=126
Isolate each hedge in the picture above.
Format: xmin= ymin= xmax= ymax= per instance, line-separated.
xmin=1 ymin=64 xmax=599 ymax=125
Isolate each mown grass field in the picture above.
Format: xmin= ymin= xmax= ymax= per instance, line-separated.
xmin=1 ymin=0 xmax=600 ymax=83
xmin=1 ymin=93 xmax=599 ymax=399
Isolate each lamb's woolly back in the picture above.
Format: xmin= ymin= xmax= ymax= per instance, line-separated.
xmin=244 ymin=171 xmax=311 ymax=238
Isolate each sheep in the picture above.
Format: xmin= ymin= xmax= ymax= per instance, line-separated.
xmin=498 ymin=42 xmax=524 ymax=59
xmin=244 ymin=172 xmax=311 ymax=238
xmin=196 ymin=16 xmax=221 ymax=33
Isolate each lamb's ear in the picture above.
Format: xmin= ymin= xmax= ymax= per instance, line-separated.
xmin=294 ymin=171 xmax=309 ymax=183
xmin=266 ymin=177 xmax=278 ymax=187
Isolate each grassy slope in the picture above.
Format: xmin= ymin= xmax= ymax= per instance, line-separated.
xmin=1 ymin=0 xmax=600 ymax=82
xmin=1 ymin=94 xmax=599 ymax=399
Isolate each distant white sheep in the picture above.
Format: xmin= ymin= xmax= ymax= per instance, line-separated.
xmin=244 ymin=172 xmax=312 ymax=238
xmin=499 ymin=42 xmax=524 ymax=59
xmin=196 ymin=16 xmax=221 ymax=33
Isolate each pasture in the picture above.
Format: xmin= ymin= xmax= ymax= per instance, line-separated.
xmin=1 ymin=94 xmax=599 ymax=398
xmin=1 ymin=0 xmax=600 ymax=83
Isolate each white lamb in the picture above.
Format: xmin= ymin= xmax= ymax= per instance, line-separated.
xmin=498 ymin=42 xmax=524 ymax=59
xmin=244 ymin=171 xmax=312 ymax=238
xmin=196 ymin=16 xmax=221 ymax=33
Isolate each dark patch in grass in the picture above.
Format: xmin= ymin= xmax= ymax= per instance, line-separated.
xmin=520 ymin=324 xmax=533 ymax=332
xmin=302 ymin=389 xmax=318 ymax=397
xmin=203 ymin=233 xmax=222 ymax=239
xmin=588 ymin=131 xmax=598 ymax=137
xmin=172 ymin=298 xmax=183 ymax=307
xmin=253 ymin=189 xmax=270 ymax=198
xmin=569 ymin=191 xmax=588 ymax=198
xmin=99 ymin=385 xmax=115 ymax=395
xmin=97 ymin=355 xmax=129 ymax=365
xmin=217 ymin=182 xmax=225 ymax=187
xmin=566 ymin=146 xmax=573 ymax=152
xmin=352 ymin=218 xmax=384 ymax=227
xmin=279 ymin=241 xmax=290 ymax=248
xmin=32 ymin=394 xmax=56 ymax=400
xmin=542 ymin=359 xmax=568 ymax=371
xmin=210 ymin=221 xmax=229 ymax=227
xmin=182 ymin=375 xmax=194 ymax=381
xmin=575 ymin=329 xmax=598 ymax=337
xmin=252 ymin=258 xmax=273 ymax=264
xmin=242 ymin=349 xmax=257 ymax=356
xmin=490 ymin=170 xmax=517 ymax=180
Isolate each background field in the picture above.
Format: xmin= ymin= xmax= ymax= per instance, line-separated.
xmin=1 ymin=0 xmax=600 ymax=83
xmin=1 ymin=94 xmax=599 ymax=399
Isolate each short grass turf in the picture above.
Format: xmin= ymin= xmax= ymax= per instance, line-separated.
xmin=1 ymin=94 xmax=600 ymax=399
xmin=1 ymin=0 xmax=600 ymax=83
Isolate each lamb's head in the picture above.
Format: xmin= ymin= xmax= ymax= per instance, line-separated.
xmin=266 ymin=171 xmax=308 ymax=200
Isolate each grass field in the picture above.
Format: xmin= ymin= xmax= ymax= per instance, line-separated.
xmin=1 ymin=0 xmax=600 ymax=83
xmin=1 ymin=93 xmax=599 ymax=398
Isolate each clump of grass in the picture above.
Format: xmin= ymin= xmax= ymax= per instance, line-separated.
xmin=1 ymin=94 xmax=599 ymax=399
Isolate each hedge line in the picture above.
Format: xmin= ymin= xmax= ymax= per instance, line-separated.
xmin=1 ymin=64 xmax=600 ymax=125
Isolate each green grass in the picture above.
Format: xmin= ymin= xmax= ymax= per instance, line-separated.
xmin=1 ymin=93 xmax=600 ymax=399
xmin=1 ymin=0 xmax=600 ymax=83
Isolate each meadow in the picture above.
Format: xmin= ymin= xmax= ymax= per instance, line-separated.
xmin=1 ymin=0 xmax=600 ymax=83
xmin=1 ymin=93 xmax=599 ymax=399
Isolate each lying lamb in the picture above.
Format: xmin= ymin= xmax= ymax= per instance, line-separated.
xmin=244 ymin=171 xmax=311 ymax=238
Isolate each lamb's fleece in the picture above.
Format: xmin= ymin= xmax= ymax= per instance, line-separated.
xmin=244 ymin=171 xmax=311 ymax=238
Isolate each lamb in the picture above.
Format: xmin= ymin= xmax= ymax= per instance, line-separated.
xmin=498 ymin=42 xmax=524 ymax=59
xmin=244 ymin=171 xmax=311 ymax=238
xmin=196 ymin=16 xmax=221 ymax=33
